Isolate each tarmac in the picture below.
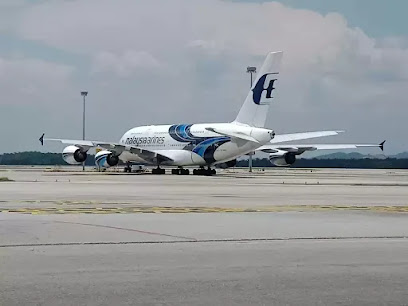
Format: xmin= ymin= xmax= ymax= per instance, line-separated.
xmin=0 ymin=167 xmax=408 ymax=305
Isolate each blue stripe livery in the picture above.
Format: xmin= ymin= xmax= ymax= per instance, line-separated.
xmin=169 ymin=124 xmax=231 ymax=163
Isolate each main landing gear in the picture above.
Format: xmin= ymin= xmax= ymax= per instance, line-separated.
xmin=193 ymin=167 xmax=216 ymax=176
xmin=152 ymin=166 xmax=215 ymax=176
xmin=152 ymin=167 xmax=165 ymax=175
xmin=171 ymin=168 xmax=190 ymax=175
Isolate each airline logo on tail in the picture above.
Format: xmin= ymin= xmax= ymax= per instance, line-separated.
xmin=252 ymin=73 xmax=278 ymax=105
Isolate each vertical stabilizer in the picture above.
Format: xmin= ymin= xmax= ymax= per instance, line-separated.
xmin=234 ymin=51 xmax=283 ymax=127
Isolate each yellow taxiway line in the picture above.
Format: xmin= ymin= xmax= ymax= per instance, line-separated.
xmin=1 ymin=205 xmax=408 ymax=215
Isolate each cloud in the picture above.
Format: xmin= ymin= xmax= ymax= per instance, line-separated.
xmin=0 ymin=0 xmax=26 ymax=8
xmin=0 ymin=56 xmax=75 ymax=105
xmin=92 ymin=50 xmax=161 ymax=78
xmin=0 ymin=55 xmax=77 ymax=154
xmin=0 ymin=0 xmax=407 ymax=153
xmin=92 ymin=51 xmax=160 ymax=78
xmin=13 ymin=1 xmax=408 ymax=81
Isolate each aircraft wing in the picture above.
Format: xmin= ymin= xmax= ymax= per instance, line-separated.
xmin=258 ymin=141 xmax=385 ymax=154
xmin=269 ymin=130 xmax=344 ymax=144
xmin=39 ymin=134 xmax=174 ymax=163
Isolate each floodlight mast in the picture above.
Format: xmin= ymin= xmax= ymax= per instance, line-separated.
xmin=81 ymin=91 xmax=88 ymax=171
xmin=247 ymin=66 xmax=256 ymax=87
xmin=246 ymin=67 xmax=256 ymax=172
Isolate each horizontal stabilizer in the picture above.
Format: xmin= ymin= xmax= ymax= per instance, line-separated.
xmin=205 ymin=127 xmax=260 ymax=143
xmin=270 ymin=130 xmax=343 ymax=144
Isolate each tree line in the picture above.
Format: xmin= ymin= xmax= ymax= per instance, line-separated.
xmin=0 ymin=152 xmax=95 ymax=166
xmin=236 ymin=157 xmax=408 ymax=169
xmin=0 ymin=152 xmax=407 ymax=169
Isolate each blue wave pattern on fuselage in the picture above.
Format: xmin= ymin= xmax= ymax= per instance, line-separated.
xmin=168 ymin=124 xmax=231 ymax=163
xmin=169 ymin=124 xmax=202 ymax=144
xmin=192 ymin=136 xmax=230 ymax=164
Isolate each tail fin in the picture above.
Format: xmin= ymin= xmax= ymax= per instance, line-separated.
xmin=234 ymin=51 xmax=283 ymax=127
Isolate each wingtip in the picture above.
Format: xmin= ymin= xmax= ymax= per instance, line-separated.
xmin=39 ymin=133 xmax=45 ymax=146
xmin=379 ymin=140 xmax=386 ymax=151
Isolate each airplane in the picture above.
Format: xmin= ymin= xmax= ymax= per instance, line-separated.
xmin=39 ymin=51 xmax=384 ymax=175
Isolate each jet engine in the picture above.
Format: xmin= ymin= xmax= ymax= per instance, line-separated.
xmin=269 ymin=152 xmax=296 ymax=167
xmin=62 ymin=145 xmax=88 ymax=165
xmin=95 ymin=150 xmax=119 ymax=169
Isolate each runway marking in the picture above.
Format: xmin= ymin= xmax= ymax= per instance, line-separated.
xmin=53 ymin=221 xmax=196 ymax=241
xmin=1 ymin=205 xmax=408 ymax=214
xmin=0 ymin=236 xmax=407 ymax=248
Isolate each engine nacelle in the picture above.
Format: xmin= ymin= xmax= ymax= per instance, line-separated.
xmin=62 ymin=145 xmax=88 ymax=165
xmin=95 ymin=150 xmax=119 ymax=169
xmin=269 ymin=152 xmax=296 ymax=167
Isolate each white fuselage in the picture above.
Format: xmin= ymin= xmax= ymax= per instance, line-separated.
xmin=118 ymin=123 xmax=273 ymax=166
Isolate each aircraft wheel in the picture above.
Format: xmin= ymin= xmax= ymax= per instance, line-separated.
xmin=171 ymin=169 xmax=179 ymax=175
xmin=152 ymin=168 xmax=165 ymax=175
xmin=181 ymin=169 xmax=190 ymax=175
xmin=193 ymin=169 xmax=204 ymax=175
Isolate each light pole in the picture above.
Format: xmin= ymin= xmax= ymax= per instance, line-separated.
xmin=247 ymin=66 xmax=256 ymax=88
xmin=81 ymin=91 xmax=88 ymax=171
xmin=246 ymin=67 xmax=256 ymax=173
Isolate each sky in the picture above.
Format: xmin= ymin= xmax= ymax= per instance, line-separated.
xmin=0 ymin=0 xmax=407 ymax=155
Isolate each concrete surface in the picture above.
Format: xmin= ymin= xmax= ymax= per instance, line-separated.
xmin=0 ymin=167 xmax=408 ymax=305
xmin=0 ymin=167 xmax=407 ymax=209
xmin=1 ymin=213 xmax=408 ymax=306
xmin=1 ymin=212 xmax=408 ymax=245
xmin=1 ymin=239 xmax=407 ymax=306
